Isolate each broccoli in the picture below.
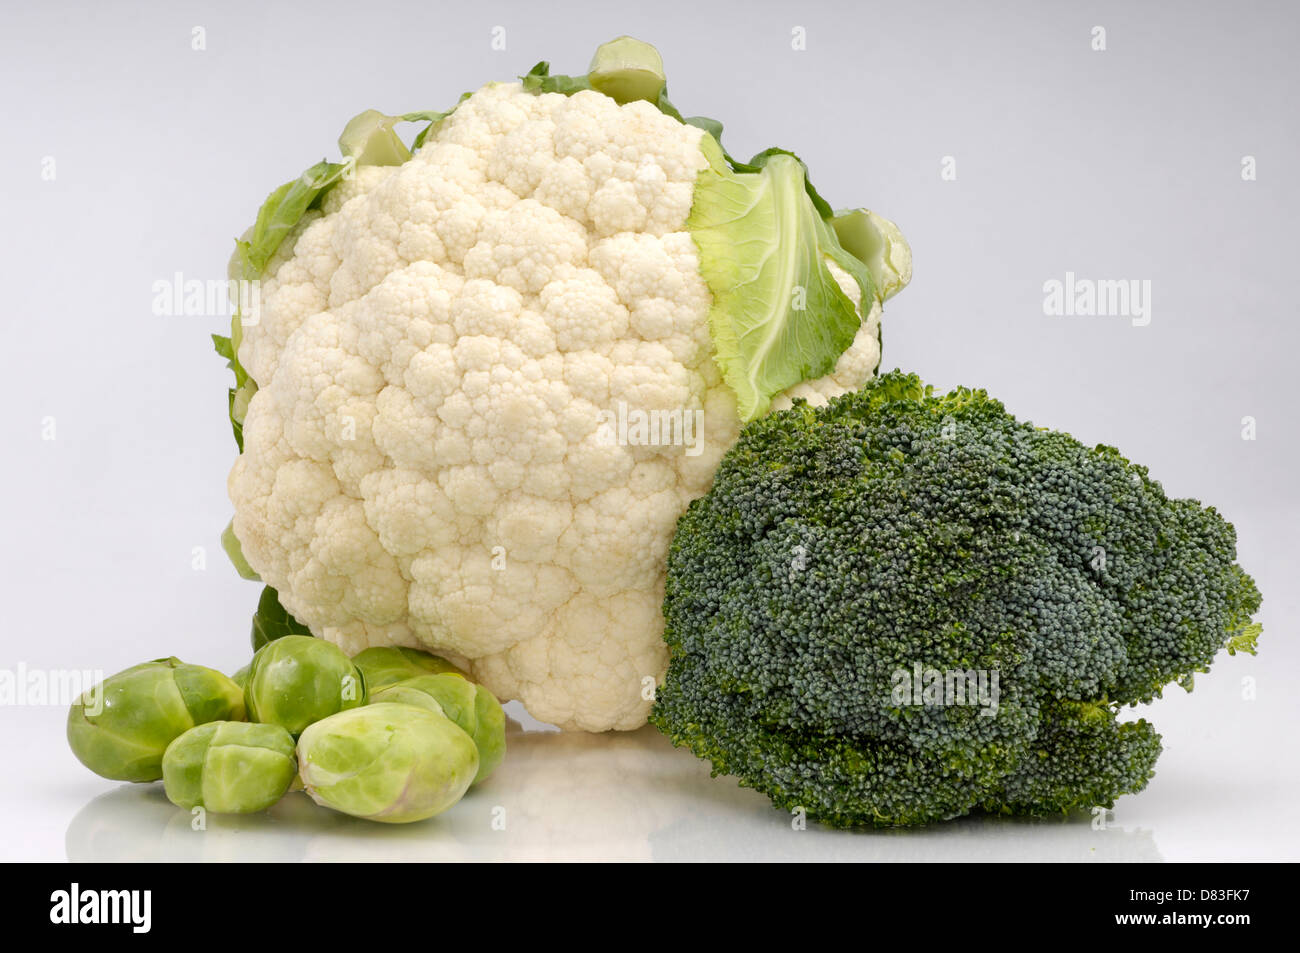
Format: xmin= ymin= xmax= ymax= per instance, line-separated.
xmin=650 ymin=371 xmax=1262 ymax=827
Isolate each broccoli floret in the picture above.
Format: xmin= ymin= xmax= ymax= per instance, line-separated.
xmin=650 ymin=371 xmax=1261 ymax=827
xmin=987 ymin=702 xmax=1163 ymax=816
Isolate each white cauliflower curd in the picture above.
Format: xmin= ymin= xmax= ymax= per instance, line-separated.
xmin=221 ymin=44 xmax=910 ymax=730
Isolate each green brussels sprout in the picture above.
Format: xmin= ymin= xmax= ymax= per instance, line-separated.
xmin=244 ymin=636 xmax=365 ymax=736
xmin=162 ymin=721 xmax=296 ymax=814
xmin=231 ymin=664 xmax=250 ymax=692
xmin=371 ymin=674 xmax=506 ymax=784
xmin=350 ymin=646 xmax=464 ymax=691
xmin=67 ymin=658 xmax=246 ymax=782
xmin=469 ymin=684 xmax=507 ymax=781
xmin=298 ymin=703 xmax=478 ymax=823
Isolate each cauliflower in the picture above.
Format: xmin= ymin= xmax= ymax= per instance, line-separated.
xmin=218 ymin=39 xmax=910 ymax=731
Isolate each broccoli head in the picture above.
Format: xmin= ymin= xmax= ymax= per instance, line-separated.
xmin=650 ymin=371 xmax=1261 ymax=827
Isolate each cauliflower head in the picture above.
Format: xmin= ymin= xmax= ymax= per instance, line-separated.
xmin=222 ymin=44 xmax=910 ymax=731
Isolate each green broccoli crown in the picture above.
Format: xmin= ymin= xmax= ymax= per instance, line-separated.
xmin=650 ymin=371 xmax=1262 ymax=827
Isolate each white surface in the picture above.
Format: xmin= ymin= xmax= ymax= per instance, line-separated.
xmin=8 ymin=654 xmax=1300 ymax=862
xmin=9 ymin=519 xmax=1300 ymax=864
xmin=1 ymin=0 xmax=1297 ymax=861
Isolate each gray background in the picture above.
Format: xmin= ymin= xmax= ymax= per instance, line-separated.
xmin=1 ymin=0 xmax=1296 ymax=860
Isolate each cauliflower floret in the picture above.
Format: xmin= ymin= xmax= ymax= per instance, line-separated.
xmin=230 ymin=82 xmax=886 ymax=731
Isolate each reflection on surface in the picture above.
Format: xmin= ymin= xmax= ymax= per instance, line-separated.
xmin=66 ymin=725 xmax=1163 ymax=862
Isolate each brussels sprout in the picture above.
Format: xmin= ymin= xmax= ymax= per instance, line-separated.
xmin=67 ymin=658 xmax=246 ymax=782
xmin=162 ymin=721 xmax=296 ymax=814
xmin=244 ymin=636 xmax=365 ymax=736
xmin=350 ymin=646 xmax=464 ymax=691
xmin=231 ymin=664 xmax=250 ymax=692
xmin=468 ymin=684 xmax=507 ymax=781
xmin=371 ymin=674 xmax=506 ymax=784
xmin=367 ymin=675 xmax=456 ymax=715
xmin=298 ymin=703 xmax=478 ymax=823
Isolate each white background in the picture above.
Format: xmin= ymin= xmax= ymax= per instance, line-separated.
xmin=1 ymin=0 xmax=1296 ymax=861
